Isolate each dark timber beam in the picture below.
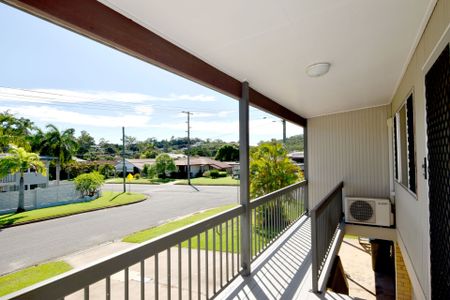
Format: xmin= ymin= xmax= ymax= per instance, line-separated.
xmin=3 ymin=0 xmax=307 ymax=127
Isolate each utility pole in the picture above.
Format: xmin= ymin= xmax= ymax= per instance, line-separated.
xmin=122 ymin=126 xmax=126 ymax=193
xmin=182 ymin=111 xmax=193 ymax=185
xmin=282 ymin=119 xmax=286 ymax=145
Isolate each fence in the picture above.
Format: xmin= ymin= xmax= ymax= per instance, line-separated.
xmin=0 ymin=183 xmax=82 ymax=214
xmin=6 ymin=181 xmax=307 ymax=299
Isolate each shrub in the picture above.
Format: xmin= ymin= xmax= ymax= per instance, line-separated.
xmin=210 ymin=169 xmax=220 ymax=179
xmin=134 ymin=173 xmax=140 ymax=179
xmin=146 ymin=165 xmax=157 ymax=179
xmin=218 ymin=171 xmax=227 ymax=177
xmin=74 ymin=171 xmax=105 ymax=197
xmin=203 ymin=171 xmax=211 ymax=178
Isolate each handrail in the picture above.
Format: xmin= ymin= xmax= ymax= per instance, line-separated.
xmin=7 ymin=205 xmax=244 ymax=299
xmin=249 ymin=180 xmax=307 ymax=209
xmin=311 ymin=181 xmax=344 ymax=293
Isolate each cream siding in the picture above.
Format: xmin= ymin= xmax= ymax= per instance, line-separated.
xmin=307 ymin=105 xmax=391 ymax=208
xmin=390 ymin=0 xmax=450 ymax=298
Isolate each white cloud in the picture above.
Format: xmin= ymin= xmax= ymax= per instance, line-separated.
xmin=0 ymin=105 xmax=152 ymax=128
xmin=0 ymin=88 xmax=216 ymax=104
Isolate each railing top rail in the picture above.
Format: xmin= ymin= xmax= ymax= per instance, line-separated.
xmin=249 ymin=180 xmax=307 ymax=209
xmin=310 ymin=181 xmax=343 ymax=215
xmin=6 ymin=204 xmax=244 ymax=299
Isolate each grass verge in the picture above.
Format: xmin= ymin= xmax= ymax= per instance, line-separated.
xmin=123 ymin=203 xmax=299 ymax=256
xmin=105 ymin=178 xmax=178 ymax=184
xmin=0 ymin=261 xmax=72 ymax=297
xmin=176 ymin=176 xmax=239 ymax=186
xmin=123 ymin=204 xmax=237 ymax=243
xmin=0 ymin=191 xmax=146 ymax=228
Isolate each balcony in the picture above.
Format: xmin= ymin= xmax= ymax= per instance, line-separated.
xmin=5 ymin=181 xmax=352 ymax=299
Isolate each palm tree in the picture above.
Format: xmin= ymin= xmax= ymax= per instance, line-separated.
xmin=41 ymin=124 xmax=78 ymax=185
xmin=0 ymin=145 xmax=46 ymax=213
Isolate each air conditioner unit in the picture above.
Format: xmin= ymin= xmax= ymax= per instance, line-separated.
xmin=345 ymin=197 xmax=393 ymax=227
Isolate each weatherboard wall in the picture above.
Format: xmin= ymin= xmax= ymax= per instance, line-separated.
xmin=307 ymin=105 xmax=391 ymax=208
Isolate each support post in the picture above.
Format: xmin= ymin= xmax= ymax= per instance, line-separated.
xmin=239 ymin=81 xmax=251 ymax=276
xmin=122 ymin=126 xmax=126 ymax=193
xmin=282 ymin=119 xmax=286 ymax=145
xmin=303 ymin=123 xmax=309 ymax=212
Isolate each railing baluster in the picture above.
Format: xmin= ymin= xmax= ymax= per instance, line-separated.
xmin=220 ymin=224 xmax=223 ymax=287
xmin=106 ymin=276 xmax=111 ymax=300
xmin=231 ymin=218 xmax=235 ymax=276
xmin=124 ymin=267 xmax=129 ymax=300
xmin=213 ymin=226 xmax=216 ymax=293
xmin=205 ymin=229 xmax=209 ymax=300
xmin=84 ymin=287 xmax=89 ymax=300
xmin=237 ymin=216 xmax=240 ymax=272
xmin=154 ymin=255 xmax=158 ymax=300
xmin=141 ymin=260 xmax=145 ymax=300
xmin=178 ymin=243 xmax=182 ymax=300
xmin=188 ymin=238 xmax=192 ymax=300
xmin=197 ymin=234 xmax=201 ymax=300
xmin=226 ymin=220 xmax=229 ymax=282
xmin=167 ymin=248 xmax=171 ymax=300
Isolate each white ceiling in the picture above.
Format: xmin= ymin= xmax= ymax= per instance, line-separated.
xmin=99 ymin=0 xmax=435 ymax=118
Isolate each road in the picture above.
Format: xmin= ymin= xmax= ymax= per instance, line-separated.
xmin=0 ymin=184 xmax=239 ymax=275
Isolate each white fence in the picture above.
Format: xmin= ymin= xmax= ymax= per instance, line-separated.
xmin=0 ymin=183 xmax=82 ymax=214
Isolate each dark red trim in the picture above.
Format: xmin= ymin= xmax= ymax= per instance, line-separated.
xmin=4 ymin=0 xmax=307 ymax=127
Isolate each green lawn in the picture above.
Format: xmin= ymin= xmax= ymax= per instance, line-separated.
xmin=176 ymin=176 xmax=239 ymax=186
xmin=0 ymin=191 xmax=146 ymax=227
xmin=123 ymin=202 xmax=295 ymax=255
xmin=0 ymin=261 xmax=72 ymax=297
xmin=123 ymin=204 xmax=237 ymax=243
xmin=105 ymin=178 xmax=177 ymax=184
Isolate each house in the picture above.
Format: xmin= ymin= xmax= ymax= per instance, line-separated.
xmin=0 ymin=155 xmax=52 ymax=192
xmin=175 ymin=157 xmax=232 ymax=177
xmin=5 ymin=0 xmax=449 ymax=299
xmin=287 ymin=151 xmax=304 ymax=170
xmin=114 ymin=158 xmax=155 ymax=174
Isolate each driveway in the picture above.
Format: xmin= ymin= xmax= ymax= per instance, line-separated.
xmin=0 ymin=184 xmax=239 ymax=275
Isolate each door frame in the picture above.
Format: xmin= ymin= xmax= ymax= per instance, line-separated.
xmin=421 ymin=23 xmax=450 ymax=300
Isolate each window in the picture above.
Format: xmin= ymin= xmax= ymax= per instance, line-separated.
xmin=394 ymin=94 xmax=416 ymax=193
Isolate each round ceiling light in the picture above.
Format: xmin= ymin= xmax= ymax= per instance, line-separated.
xmin=306 ymin=62 xmax=331 ymax=77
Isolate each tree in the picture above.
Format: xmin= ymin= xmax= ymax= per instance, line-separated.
xmin=76 ymin=130 xmax=96 ymax=159
xmin=215 ymin=144 xmax=239 ymax=161
xmin=0 ymin=145 xmax=46 ymax=212
xmin=155 ymin=154 xmax=176 ymax=179
xmin=74 ymin=171 xmax=104 ymax=197
xmin=250 ymin=142 xmax=302 ymax=198
xmin=41 ymin=124 xmax=78 ymax=185
xmin=0 ymin=111 xmax=35 ymax=151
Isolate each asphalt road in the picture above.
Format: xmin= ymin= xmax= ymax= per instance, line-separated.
xmin=0 ymin=184 xmax=239 ymax=275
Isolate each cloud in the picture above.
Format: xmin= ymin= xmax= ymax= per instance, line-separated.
xmin=0 ymin=87 xmax=216 ymax=104
xmin=0 ymin=105 xmax=152 ymax=128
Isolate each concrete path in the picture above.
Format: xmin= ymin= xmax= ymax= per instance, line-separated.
xmin=0 ymin=184 xmax=239 ymax=275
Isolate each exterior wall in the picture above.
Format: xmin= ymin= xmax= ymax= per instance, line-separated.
xmin=395 ymin=243 xmax=413 ymax=300
xmin=307 ymin=105 xmax=391 ymax=207
xmin=390 ymin=0 xmax=450 ymax=298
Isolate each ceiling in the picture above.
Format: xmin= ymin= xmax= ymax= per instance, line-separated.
xmin=98 ymin=0 xmax=435 ymax=118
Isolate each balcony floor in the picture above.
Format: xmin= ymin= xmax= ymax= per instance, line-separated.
xmin=217 ymin=216 xmax=355 ymax=300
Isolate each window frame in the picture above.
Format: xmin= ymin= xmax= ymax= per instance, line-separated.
xmin=393 ymin=90 xmax=417 ymax=196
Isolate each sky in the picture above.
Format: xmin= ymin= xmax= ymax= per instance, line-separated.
xmin=0 ymin=3 xmax=303 ymax=146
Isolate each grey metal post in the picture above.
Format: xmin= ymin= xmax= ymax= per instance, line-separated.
xmin=122 ymin=126 xmax=126 ymax=193
xmin=282 ymin=119 xmax=286 ymax=145
xmin=239 ymin=81 xmax=251 ymax=276
xmin=303 ymin=123 xmax=309 ymax=212
xmin=311 ymin=209 xmax=318 ymax=292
